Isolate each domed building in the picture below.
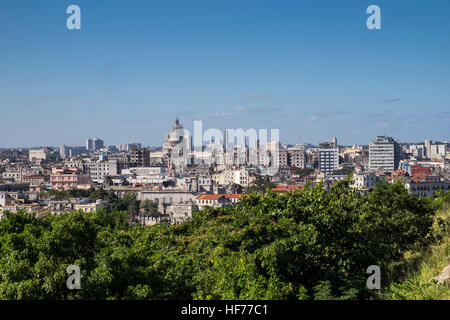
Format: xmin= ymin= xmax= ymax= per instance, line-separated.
xmin=163 ymin=119 xmax=185 ymax=154
xmin=162 ymin=119 xmax=191 ymax=170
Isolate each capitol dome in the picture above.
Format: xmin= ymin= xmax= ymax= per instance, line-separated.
xmin=163 ymin=119 xmax=186 ymax=152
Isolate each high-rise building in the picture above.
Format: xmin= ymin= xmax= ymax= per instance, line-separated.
xmin=424 ymin=139 xmax=446 ymax=159
xmin=60 ymin=144 xmax=67 ymax=158
xmin=86 ymin=138 xmax=93 ymax=152
xmin=93 ymin=137 xmax=104 ymax=151
xmin=86 ymin=137 xmax=104 ymax=152
xmin=425 ymin=139 xmax=432 ymax=157
xmin=318 ymin=141 xmax=339 ymax=174
xmin=289 ymin=149 xmax=306 ymax=169
xmin=130 ymin=147 xmax=151 ymax=167
xmin=368 ymin=136 xmax=401 ymax=172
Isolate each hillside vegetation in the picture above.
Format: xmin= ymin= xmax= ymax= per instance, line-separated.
xmin=380 ymin=202 xmax=450 ymax=300
xmin=0 ymin=179 xmax=448 ymax=300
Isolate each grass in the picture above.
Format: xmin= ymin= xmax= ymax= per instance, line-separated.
xmin=379 ymin=205 xmax=450 ymax=300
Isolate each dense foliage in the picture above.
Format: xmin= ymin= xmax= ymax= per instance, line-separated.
xmin=0 ymin=179 xmax=442 ymax=300
xmin=380 ymin=199 xmax=450 ymax=300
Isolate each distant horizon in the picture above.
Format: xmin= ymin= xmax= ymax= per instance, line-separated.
xmin=1 ymin=135 xmax=449 ymax=151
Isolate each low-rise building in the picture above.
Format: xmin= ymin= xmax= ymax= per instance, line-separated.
xmin=50 ymin=167 xmax=90 ymax=191
xmin=74 ymin=199 xmax=108 ymax=213
xmin=404 ymin=176 xmax=450 ymax=197
xmin=351 ymin=172 xmax=386 ymax=189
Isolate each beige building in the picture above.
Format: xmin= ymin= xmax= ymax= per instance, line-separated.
xmin=74 ymin=200 xmax=107 ymax=213
xmin=213 ymin=169 xmax=249 ymax=187
xmin=29 ymin=149 xmax=47 ymax=162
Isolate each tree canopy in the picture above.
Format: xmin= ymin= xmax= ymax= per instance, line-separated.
xmin=0 ymin=179 xmax=444 ymax=300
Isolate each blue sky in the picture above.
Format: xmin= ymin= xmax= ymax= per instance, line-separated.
xmin=0 ymin=0 xmax=449 ymax=148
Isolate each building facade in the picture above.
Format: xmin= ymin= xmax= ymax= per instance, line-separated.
xmin=369 ymin=136 xmax=401 ymax=172
xmin=318 ymin=141 xmax=339 ymax=174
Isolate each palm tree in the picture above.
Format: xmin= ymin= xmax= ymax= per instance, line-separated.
xmin=104 ymin=176 xmax=113 ymax=187
xmin=120 ymin=177 xmax=129 ymax=186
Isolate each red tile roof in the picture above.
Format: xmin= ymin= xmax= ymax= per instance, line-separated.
xmin=272 ymin=185 xmax=304 ymax=192
xmin=197 ymin=194 xmax=225 ymax=200
xmin=224 ymin=194 xmax=245 ymax=199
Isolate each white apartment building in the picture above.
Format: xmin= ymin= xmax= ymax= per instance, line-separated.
xmin=213 ymin=169 xmax=249 ymax=188
xmin=85 ymin=160 xmax=118 ymax=182
xmin=369 ymin=136 xmax=401 ymax=172
xmin=424 ymin=140 xmax=446 ymax=159
xmin=29 ymin=149 xmax=47 ymax=162
xmin=121 ymin=166 xmax=170 ymax=185
xmin=351 ymin=173 xmax=386 ymax=189
xmin=318 ymin=142 xmax=339 ymax=174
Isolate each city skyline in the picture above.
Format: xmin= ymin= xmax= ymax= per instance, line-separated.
xmin=2 ymin=123 xmax=450 ymax=150
xmin=1 ymin=0 xmax=450 ymax=147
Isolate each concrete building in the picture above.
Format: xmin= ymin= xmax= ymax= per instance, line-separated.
xmin=405 ymin=176 xmax=450 ymax=197
xmin=93 ymin=137 xmax=104 ymax=151
xmin=60 ymin=144 xmax=67 ymax=158
xmin=278 ymin=150 xmax=289 ymax=167
xmin=424 ymin=140 xmax=446 ymax=159
xmin=86 ymin=137 xmax=104 ymax=152
xmin=121 ymin=166 xmax=170 ymax=185
xmin=130 ymin=147 xmax=151 ymax=167
xmin=196 ymin=194 xmax=229 ymax=210
xmin=74 ymin=199 xmax=107 ymax=213
xmin=85 ymin=160 xmax=118 ymax=182
xmin=351 ymin=172 xmax=386 ymax=189
xmin=369 ymin=136 xmax=401 ymax=172
xmin=318 ymin=140 xmax=339 ymax=174
xmin=50 ymin=167 xmax=90 ymax=191
xmin=196 ymin=194 xmax=244 ymax=210
xmin=2 ymin=169 xmax=22 ymax=181
xmin=86 ymin=138 xmax=93 ymax=152
xmin=138 ymin=190 xmax=198 ymax=216
xmin=288 ymin=149 xmax=306 ymax=168
xmin=213 ymin=169 xmax=249 ymax=188
xmin=28 ymin=149 xmax=47 ymax=162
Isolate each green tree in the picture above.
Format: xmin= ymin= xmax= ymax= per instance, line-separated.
xmin=104 ymin=176 xmax=113 ymax=187
xmin=251 ymin=175 xmax=276 ymax=192
xmin=295 ymin=167 xmax=314 ymax=176
xmin=0 ymin=179 xmax=441 ymax=300
xmin=140 ymin=200 xmax=159 ymax=218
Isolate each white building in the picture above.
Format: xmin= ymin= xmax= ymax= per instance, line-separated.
xmin=351 ymin=172 xmax=386 ymax=189
xmin=60 ymin=144 xmax=67 ymax=158
xmin=29 ymin=149 xmax=47 ymax=162
xmin=85 ymin=160 xmax=118 ymax=182
xmin=318 ymin=141 xmax=339 ymax=174
xmin=405 ymin=176 xmax=450 ymax=197
xmin=424 ymin=140 xmax=446 ymax=159
xmin=213 ymin=169 xmax=249 ymax=188
xmin=369 ymin=136 xmax=401 ymax=172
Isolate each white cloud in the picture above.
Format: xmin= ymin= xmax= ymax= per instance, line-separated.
xmin=248 ymin=93 xmax=265 ymax=99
